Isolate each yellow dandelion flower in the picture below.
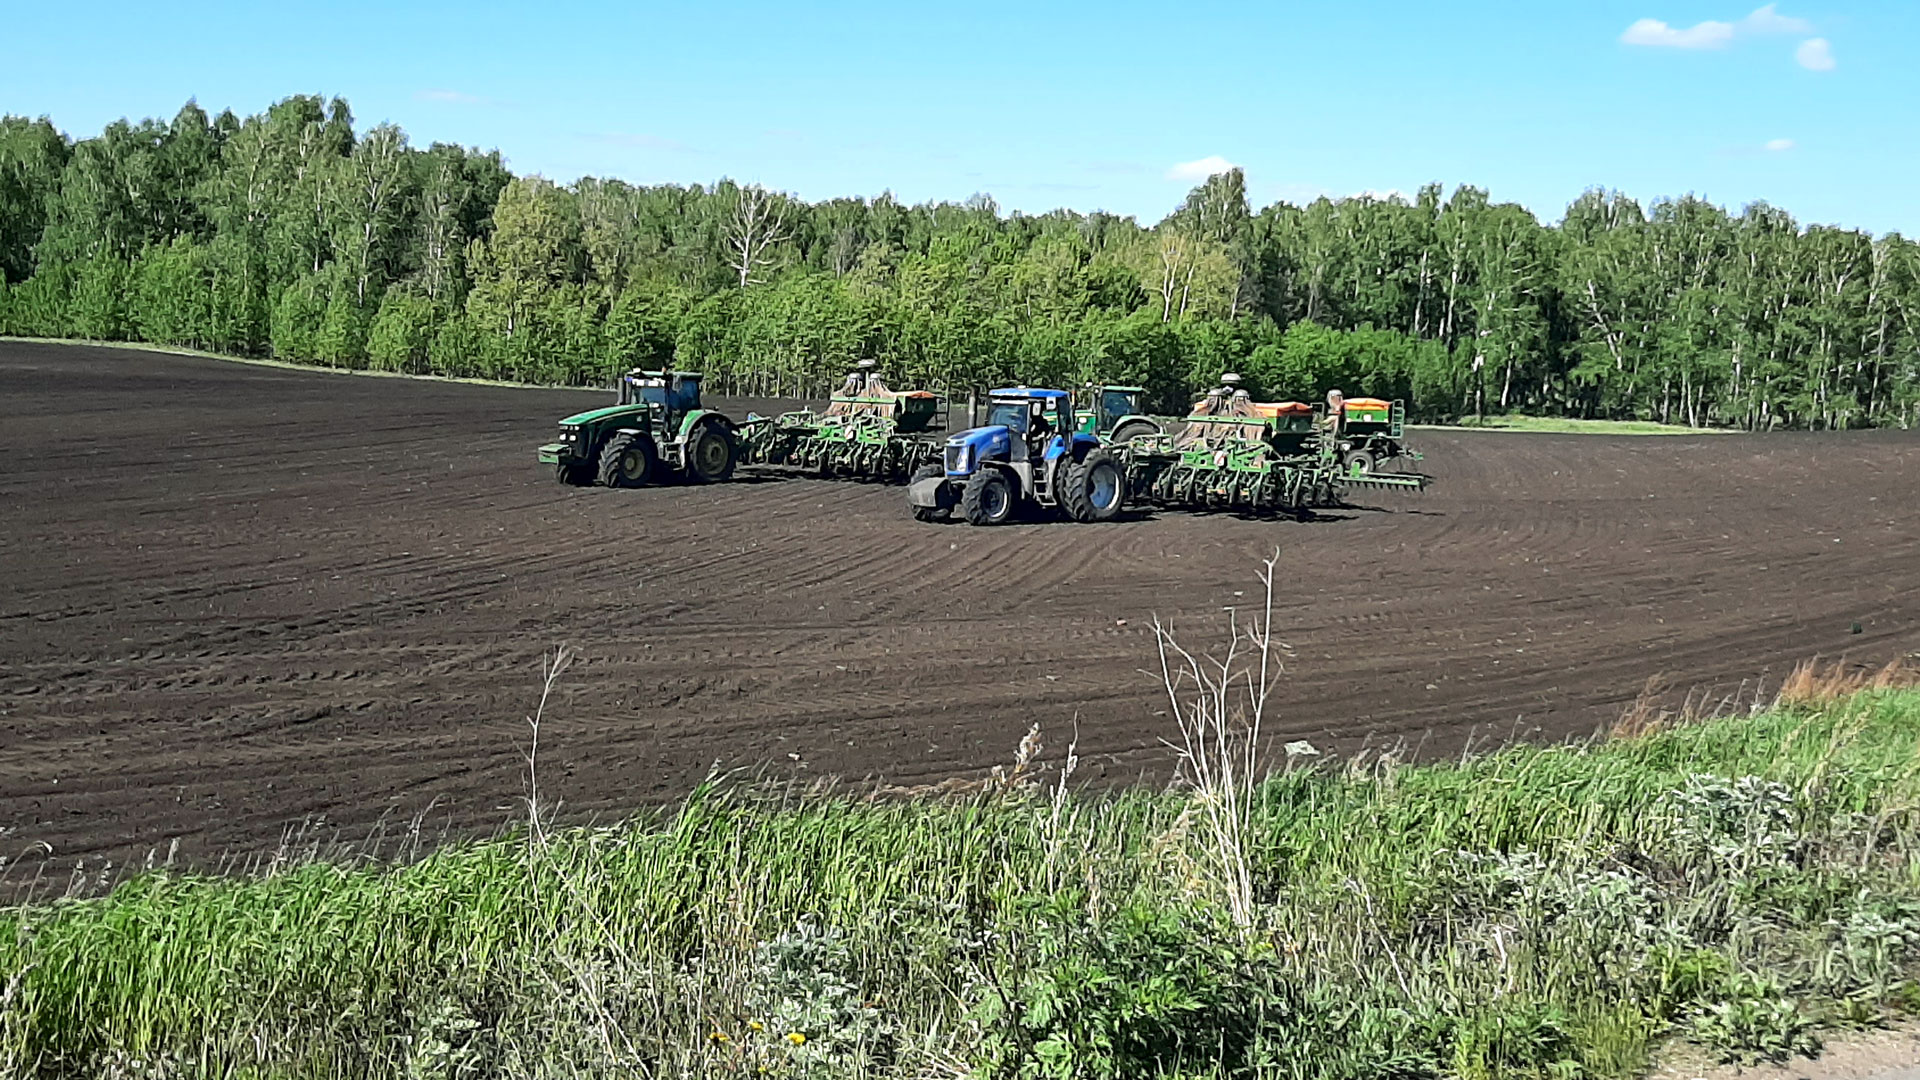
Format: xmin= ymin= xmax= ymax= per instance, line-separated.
xmin=708 ymin=1030 xmax=729 ymax=1043
xmin=786 ymin=1031 xmax=807 ymax=1046
xmin=748 ymin=1020 xmax=764 ymax=1032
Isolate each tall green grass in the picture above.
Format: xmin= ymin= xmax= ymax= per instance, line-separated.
xmin=6 ymin=690 xmax=1920 ymax=1079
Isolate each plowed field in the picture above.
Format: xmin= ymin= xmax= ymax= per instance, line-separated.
xmin=3 ymin=341 xmax=1917 ymax=868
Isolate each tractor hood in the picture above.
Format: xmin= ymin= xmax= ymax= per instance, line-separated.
xmin=557 ymin=403 xmax=649 ymax=427
xmin=949 ymin=425 xmax=1012 ymax=457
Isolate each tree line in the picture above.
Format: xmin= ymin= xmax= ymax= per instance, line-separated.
xmin=2 ymin=95 xmax=1915 ymax=428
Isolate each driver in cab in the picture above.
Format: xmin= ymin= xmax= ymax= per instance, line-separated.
xmin=1026 ymin=400 xmax=1054 ymax=441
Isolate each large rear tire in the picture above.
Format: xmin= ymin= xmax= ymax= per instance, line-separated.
xmin=597 ymin=432 xmax=657 ymax=488
xmin=1060 ymin=448 xmax=1124 ymax=523
xmin=683 ymin=422 xmax=737 ymax=484
xmin=960 ymin=468 xmax=1017 ymax=526
xmin=909 ymin=463 xmax=946 ymax=522
xmin=1109 ymin=419 xmax=1160 ymax=448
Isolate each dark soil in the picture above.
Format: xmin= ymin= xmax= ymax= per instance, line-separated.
xmin=3 ymin=342 xmax=1917 ymax=872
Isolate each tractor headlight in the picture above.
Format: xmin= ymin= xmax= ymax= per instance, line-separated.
xmin=947 ymin=444 xmax=969 ymax=473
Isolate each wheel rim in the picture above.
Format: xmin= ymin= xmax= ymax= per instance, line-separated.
xmin=1089 ymin=464 xmax=1119 ymax=510
xmin=621 ymin=450 xmax=643 ymax=478
xmin=698 ymin=435 xmax=727 ymax=474
xmin=984 ymin=482 xmax=1008 ymax=519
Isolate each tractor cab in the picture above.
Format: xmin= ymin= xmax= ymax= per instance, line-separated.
xmin=1081 ymin=385 xmax=1141 ymax=432
xmin=619 ymin=369 xmax=704 ymax=417
xmin=984 ymin=387 xmax=1075 ymax=445
xmin=1073 ymin=383 xmax=1160 ymax=446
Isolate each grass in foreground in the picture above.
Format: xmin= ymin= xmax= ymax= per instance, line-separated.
xmin=1428 ymin=414 xmax=1731 ymax=435
xmin=6 ymin=674 xmax=1920 ymax=1079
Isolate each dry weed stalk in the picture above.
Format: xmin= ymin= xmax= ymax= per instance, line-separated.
xmin=515 ymin=645 xmax=646 ymax=1071
xmin=1152 ymin=550 xmax=1283 ymax=934
xmin=1777 ymin=656 xmax=1919 ymax=709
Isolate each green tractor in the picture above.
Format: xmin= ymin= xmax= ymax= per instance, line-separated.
xmin=539 ymin=369 xmax=740 ymax=488
xmin=1075 ymin=383 xmax=1163 ymax=447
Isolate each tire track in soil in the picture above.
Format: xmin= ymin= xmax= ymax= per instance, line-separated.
xmin=2 ymin=341 xmax=1918 ymax=871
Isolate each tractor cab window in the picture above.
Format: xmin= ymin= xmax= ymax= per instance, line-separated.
xmin=1098 ymin=390 xmax=1137 ymax=428
xmin=987 ymin=399 xmax=1034 ymax=433
xmin=987 ymin=397 xmax=1066 ymax=438
xmin=622 ymin=376 xmax=669 ymax=408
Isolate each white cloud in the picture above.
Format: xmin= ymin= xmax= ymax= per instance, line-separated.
xmin=416 ymin=89 xmax=485 ymax=104
xmin=1796 ymin=37 xmax=1836 ymax=70
xmin=1166 ymin=155 xmax=1238 ymax=181
xmin=1621 ymin=17 xmax=1736 ymax=48
xmin=1621 ymin=5 xmax=1814 ymax=49
xmin=1740 ymin=3 xmax=1813 ymax=34
xmin=1764 ymin=138 xmax=1796 ymax=152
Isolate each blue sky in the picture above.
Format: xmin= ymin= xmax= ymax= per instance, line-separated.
xmin=4 ymin=1 xmax=1913 ymax=233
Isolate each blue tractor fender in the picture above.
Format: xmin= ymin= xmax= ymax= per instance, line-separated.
xmin=1043 ymin=432 xmax=1102 ymax=464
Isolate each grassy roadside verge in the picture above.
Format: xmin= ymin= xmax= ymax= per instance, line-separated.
xmin=6 ymin=674 xmax=1920 ymax=1079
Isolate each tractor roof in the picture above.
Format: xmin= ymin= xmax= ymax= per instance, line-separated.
xmin=1100 ymin=384 xmax=1146 ymax=393
xmin=989 ymin=387 xmax=1071 ymax=401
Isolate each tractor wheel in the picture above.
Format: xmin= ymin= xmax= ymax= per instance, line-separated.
xmin=909 ymin=463 xmax=947 ymax=522
xmin=1060 ymin=448 xmax=1124 ymax=523
xmin=1109 ymin=419 xmax=1160 ymax=448
xmin=684 ymin=421 xmax=737 ymax=484
xmin=596 ymin=432 xmax=657 ymax=488
xmin=960 ymin=468 xmax=1017 ymax=526
xmin=1344 ymin=449 xmax=1377 ymax=476
xmin=554 ymin=460 xmax=593 ymax=486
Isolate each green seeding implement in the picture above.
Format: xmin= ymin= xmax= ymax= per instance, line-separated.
xmin=738 ymin=361 xmax=949 ymax=481
xmin=1124 ymin=376 xmax=1428 ymax=517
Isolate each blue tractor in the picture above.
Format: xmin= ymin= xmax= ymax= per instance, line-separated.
xmin=906 ymin=388 xmax=1125 ymax=526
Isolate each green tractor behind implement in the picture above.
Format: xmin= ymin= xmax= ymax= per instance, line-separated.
xmin=1075 ymin=384 xmax=1163 ymax=448
xmin=539 ymin=369 xmax=740 ymax=488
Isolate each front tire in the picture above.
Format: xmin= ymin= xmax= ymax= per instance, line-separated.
xmin=684 ymin=422 xmax=737 ymax=484
xmin=1060 ymin=448 xmax=1124 ymax=523
xmin=960 ymin=468 xmax=1017 ymax=526
xmin=597 ymin=432 xmax=657 ymax=488
xmin=554 ymin=460 xmax=593 ymax=486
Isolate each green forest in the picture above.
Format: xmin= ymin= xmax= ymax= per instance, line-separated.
xmin=2 ymin=95 xmax=1916 ymax=427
